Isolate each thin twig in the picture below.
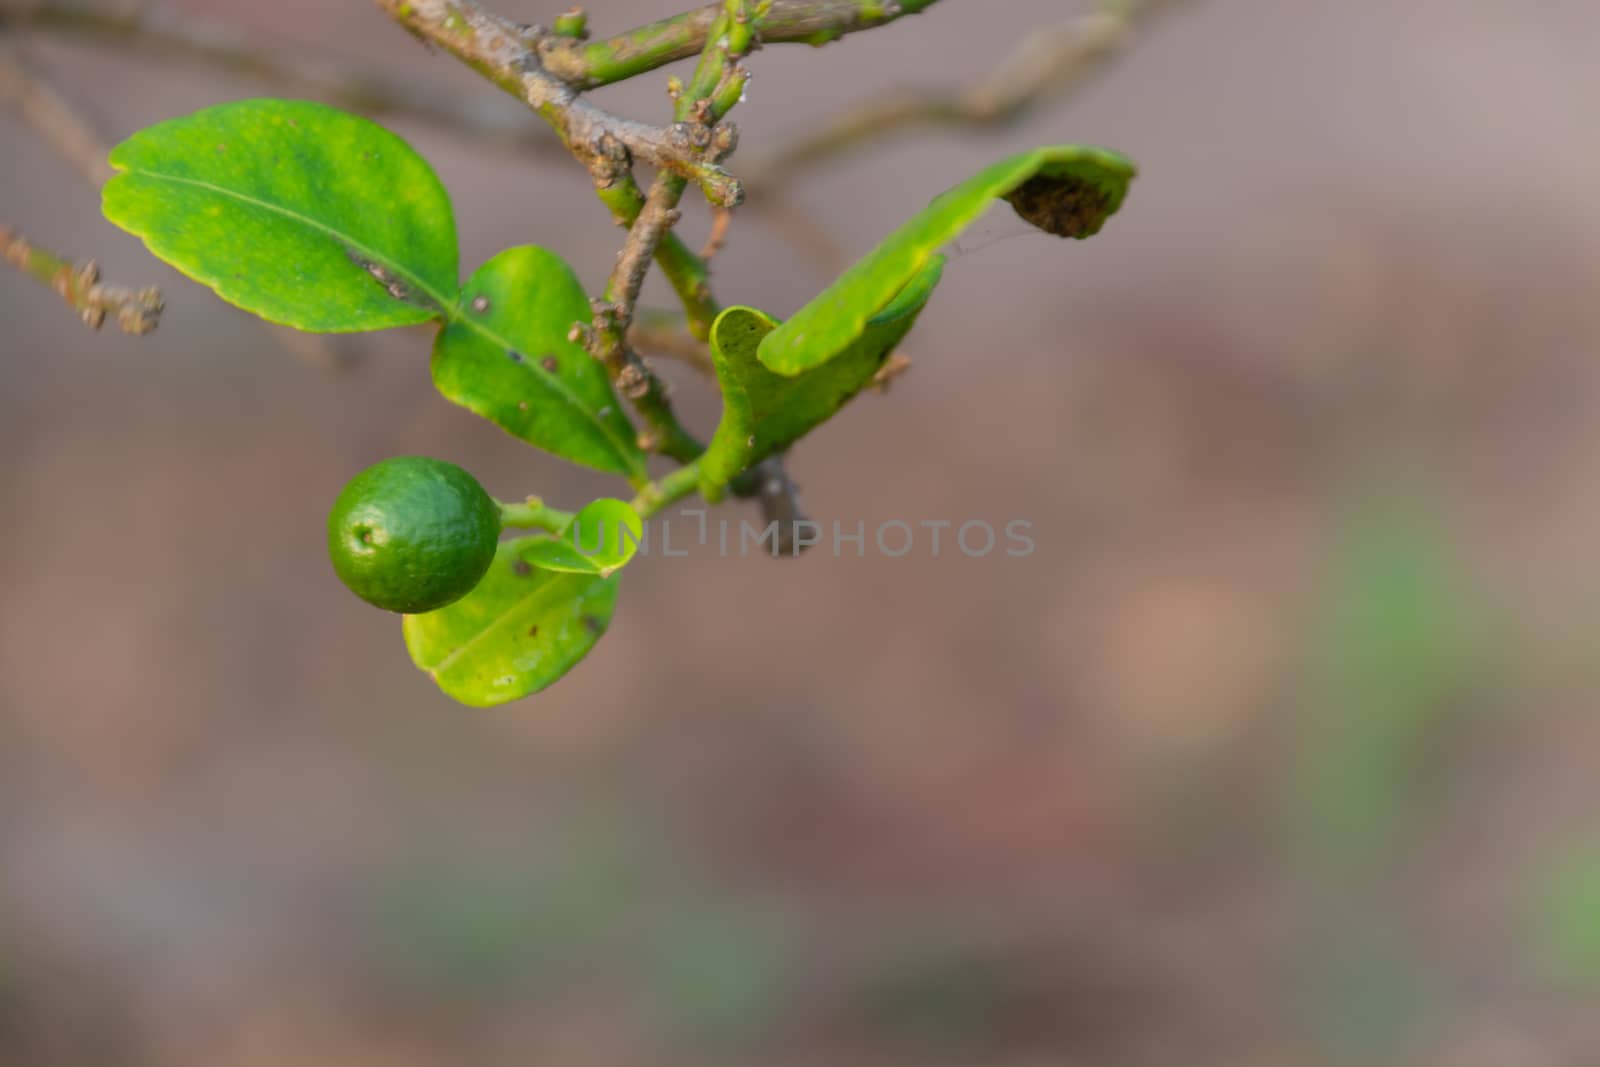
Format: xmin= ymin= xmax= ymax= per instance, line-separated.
xmin=629 ymin=309 xmax=715 ymax=376
xmin=371 ymin=0 xmax=774 ymax=469
xmin=372 ymin=0 xmax=742 ymax=207
xmin=757 ymin=194 xmax=852 ymax=275
xmin=700 ymin=206 xmax=735 ymax=261
xmin=538 ymin=0 xmax=944 ymax=89
xmin=1 ymin=38 xmax=353 ymax=366
xmin=733 ymin=456 xmax=812 ymax=556
xmin=0 ymin=45 xmax=159 ymax=332
xmin=590 ymin=174 xmax=703 ymax=462
xmin=869 ymin=350 xmax=913 ymax=391
xmin=372 ymin=0 xmax=731 ymax=340
xmin=744 ymin=0 xmax=1182 ymax=193
xmin=0 ymin=42 xmax=111 ymax=184
xmin=583 ymin=0 xmax=759 ymax=462
xmin=4 ymin=0 xmax=944 ymax=97
xmin=1 ymin=223 xmax=162 ymax=333
xmin=0 ymin=0 xmax=566 ymax=160
xmin=607 ymin=179 xmax=685 ymax=318
xmin=593 ymin=173 xmax=720 ymax=339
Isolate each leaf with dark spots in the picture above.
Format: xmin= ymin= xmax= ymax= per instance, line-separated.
xmin=403 ymin=537 xmax=619 ymax=707
xmin=103 ymin=99 xmax=458 ymax=332
xmin=432 ymin=246 xmax=645 ymax=480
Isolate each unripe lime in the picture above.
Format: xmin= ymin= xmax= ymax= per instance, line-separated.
xmin=327 ymin=456 xmax=501 ymax=614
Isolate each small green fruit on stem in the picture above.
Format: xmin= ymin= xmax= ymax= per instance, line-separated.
xmin=327 ymin=456 xmax=502 ymax=614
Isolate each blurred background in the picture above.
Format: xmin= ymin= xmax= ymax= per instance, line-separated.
xmin=5 ymin=0 xmax=1600 ymax=1063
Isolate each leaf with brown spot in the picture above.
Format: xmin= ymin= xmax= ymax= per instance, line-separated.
xmin=403 ymin=536 xmax=619 ymax=707
xmin=758 ymin=145 xmax=1135 ymax=376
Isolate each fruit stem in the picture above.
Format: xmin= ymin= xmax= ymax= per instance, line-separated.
xmin=497 ymin=497 xmax=576 ymax=533
xmin=629 ymin=461 xmax=703 ymax=519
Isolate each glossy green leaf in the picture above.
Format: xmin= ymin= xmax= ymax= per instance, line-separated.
xmin=758 ymin=145 xmax=1135 ymax=375
xmin=699 ymin=259 xmax=943 ymax=500
xmin=522 ymin=498 xmax=644 ymax=576
xmin=103 ymin=98 xmax=458 ymax=332
xmin=432 ymin=247 xmax=646 ymax=480
xmin=403 ymin=536 xmax=620 ymax=707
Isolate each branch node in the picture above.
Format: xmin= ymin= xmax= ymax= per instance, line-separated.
xmin=2 ymin=224 xmax=163 ymax=335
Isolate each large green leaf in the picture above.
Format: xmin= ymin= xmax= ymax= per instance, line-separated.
xmin=403 ymin=536 xmax=620 ymax=707
xmin=699 ymin=259 xmax=943 ymax=500
xmin=103 ymin=98 xmax=458 ymax=332
xmin=758 ymin=145 xmax=1135 ymax=375
xmin=432 ymin=247 xmax=646 ymax=480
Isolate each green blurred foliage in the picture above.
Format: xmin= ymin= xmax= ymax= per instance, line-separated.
xmin=1532 ymin=847 xmax=1600 ymax=988
xmin=643 ymin=906 xmax=789 ymax=1047
xmin=1290 ymin=477 xmax=1491 ymax=872
xmin=848 ymin=943 xmax=1034 ymax=1055
xmin=1285 ymin=475 xmax=1498 ymax=1062
xmin=1300 ymin=919 xmax=1436 ymax=1063
xmin=369 ymin=823 xmax=792 ymax=1044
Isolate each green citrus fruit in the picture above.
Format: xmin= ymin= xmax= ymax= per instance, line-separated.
xmin=327 ymin=456 xmax=501 ymax=614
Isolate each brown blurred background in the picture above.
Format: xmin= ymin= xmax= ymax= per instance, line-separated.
xmin=5 ymin=1 xmax=1600 ymax=1063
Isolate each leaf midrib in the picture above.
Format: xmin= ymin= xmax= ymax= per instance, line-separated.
xmin=443 ymin=315 xmax=646 ymax=482
xmin=116 ymin=166 xmax=455 ymax=312
xmin=423 ymin=569 xmax=600 ymax=679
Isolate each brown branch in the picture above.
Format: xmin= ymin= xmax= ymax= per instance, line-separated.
xmin=371 ymin=0 xmax=742 ymax=208
xmin=0 ymin=45 xmax=159 ymax=332
xmin=733 ymin=456 xmax=813 ymax=556
xmin=2 ymin=223 xmax=162 ymax=333
xmin=869 ymin=350 xmax=913 ymax=392
xmin=758 ymin=195 xmax=852 ymax=275
xmin=700 ymin=206 xmax=735 ymax=261
xmin=1 ymin=38 xmax=354 ymax=366
xmin=588 ymin=174 xmax=703 ymax=462
xmin=0 ymin=42 xmax=111 ymax=184
xmin=0 ymin=0 xmax=568 ymax=160
xmin=370 ymin=0 xmax=772 ymax=464
xmin=3 ymin=0 xmax=945 ymax=97
xmin=607 ymin=178 xmax=685 ymax=320
xmin=577 ymin=0 xmax=761 ymax=461
xmin=629 ymin=309 xmax=714 ymax=376
xmin=594 ymin=172 xmax=720 ymax=340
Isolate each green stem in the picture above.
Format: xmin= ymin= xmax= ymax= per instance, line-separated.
xmin=541 ymin=0 xmax=945 ymax=89
xmin=629 ymin=462 xmax=704 ymax=519
xmin=674 ymin=0 xmax=747 ymax=122
xmin=498 ymin=497 xmax=576 ymax=533
xmin=591 ymin=0 xmax=751 ymax=469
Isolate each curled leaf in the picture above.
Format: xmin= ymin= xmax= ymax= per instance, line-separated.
xmin=699 ymin=259 xmax=943 ymax=500
xmin=757 ymin=145 xmax=1134 ymax=376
